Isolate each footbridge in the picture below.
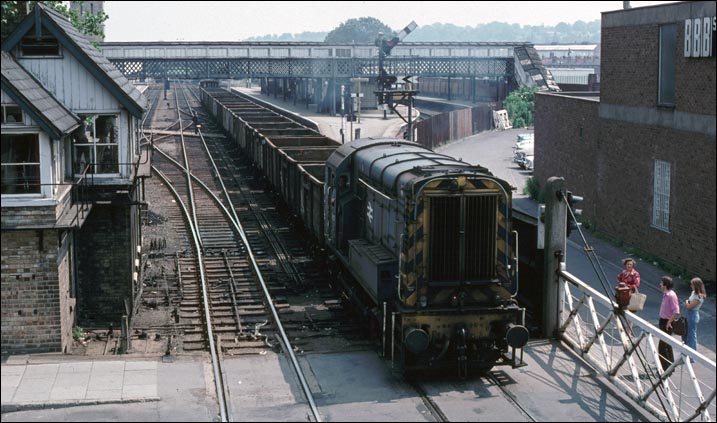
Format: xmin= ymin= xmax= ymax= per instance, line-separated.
xmin=102 ymin=41 xmax=557 ymax=112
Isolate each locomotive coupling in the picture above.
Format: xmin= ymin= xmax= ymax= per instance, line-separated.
xmin=505 ymin=323 xmax=529 ymax=349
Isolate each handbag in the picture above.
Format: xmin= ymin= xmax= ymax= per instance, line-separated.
xmin=627 ymin=292 xmax=647 ymax=312
xmin=672 ymin=316 xmax=687 ymax=336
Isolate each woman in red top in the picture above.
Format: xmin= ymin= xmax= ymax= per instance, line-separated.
xmin=617 ymin=258 xmax=640 ymax=293
xmin=617 ymin=258 xmax=641 ymax=333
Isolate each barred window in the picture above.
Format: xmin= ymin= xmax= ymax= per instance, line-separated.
xmin=652 ymin=160 xmax=671 ymax=231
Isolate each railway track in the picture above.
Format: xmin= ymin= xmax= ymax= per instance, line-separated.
xmin=132 ymin=82 xmax=378 ymax=421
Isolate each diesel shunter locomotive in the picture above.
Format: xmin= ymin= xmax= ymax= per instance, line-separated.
xmin=201 ymin=88 xmax=528 ymax=376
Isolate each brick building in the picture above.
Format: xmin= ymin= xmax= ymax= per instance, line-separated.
xmin=1 ymin=4 xmax=147 ymax=353
xmin=534 ymin=1 xmax=716 ymax=281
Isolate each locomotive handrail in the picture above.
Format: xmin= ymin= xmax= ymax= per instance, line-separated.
xmin=511 ymin=230 xmax=519 ymax=298
xmin=557 ymin=269 xmax=716 ymax=422
xmin=359 ymin=177 xmax=392 ymax=202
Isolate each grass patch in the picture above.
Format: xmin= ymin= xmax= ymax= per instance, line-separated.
xmin=523 ymin=176 xmax=545 ymax=202
xmin=72 ymin=326 xmax=84 ymax=340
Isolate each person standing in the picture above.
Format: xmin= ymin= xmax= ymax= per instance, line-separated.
xmin=617 ymin=258 xmax=641 ymax=293
xmin=617 ymin=258 xmax=641 ymax=333
xmin=658 ymin=276 xmax=680 ymax=371
xmin=683 ymin=277 xmax=707 ymax=355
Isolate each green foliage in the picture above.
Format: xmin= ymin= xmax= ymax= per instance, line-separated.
xmin=249 ymin=20 xmax=601 ymax=44
xmin=504 ymin=86 xmax=538 ymax=128
xmin=245 ymin=31 xmax=327 ymax=42
xmin=72 ymin=326 xmax=85 ymax=340
xmin=523 ymin=176 xmax=544 ymax=202
xmin=324 ymin=17 xmax=394 ymax=44
xmin=409 ymin=20 xmax=601 ymax=43
xmin=1 ymin=1 xmax=108 ymax=45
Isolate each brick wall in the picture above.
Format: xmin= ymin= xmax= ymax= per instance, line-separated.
xmin=597 ymin=120 xmax=715 ymax=279
xmin=536 ymin=3 xmax=716 ymax=280
xmin=602 ymin=13 xmax=716 ymax=113
xmin=1 ymin=206 xmax=57 ymax=227
xmin=536 ymin=92 xmax=716 ymax=280
xmin=601 ymin=25 xmax=659 ymax=108
xmin=534 ymin=93 xmax=601 ymax=220
xmin=77 ymin=205 xmax=132 ymax=325
xmin=1 ymin=229 xmax=71 ymax=353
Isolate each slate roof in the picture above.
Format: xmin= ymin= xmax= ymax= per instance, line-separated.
xmin=2 ymin=3 xmax=147 ymax=118
xmin=1 ymin=51 xmax=79 ymax=138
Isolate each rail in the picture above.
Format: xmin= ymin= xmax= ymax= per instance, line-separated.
xmin=557 ymin=269 xmax=716 ymax=422
xmin=178 ymin=83 xmax=323 ymax=422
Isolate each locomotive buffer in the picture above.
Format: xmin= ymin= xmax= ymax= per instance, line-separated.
xmin=374 ymin=21 xmax=419 ymax=141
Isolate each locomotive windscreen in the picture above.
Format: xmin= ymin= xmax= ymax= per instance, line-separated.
xmin=429 ymin=195 xmax=497 ymax=282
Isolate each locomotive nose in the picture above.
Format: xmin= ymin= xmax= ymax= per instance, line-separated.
xmin=505 ymin=323 xmax=529 ymax=349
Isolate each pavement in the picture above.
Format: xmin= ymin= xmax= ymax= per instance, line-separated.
xmin=230 ymin=84 xmax=407 ymax=143
xmin=1 ymin=343 xmax=650 ymax=422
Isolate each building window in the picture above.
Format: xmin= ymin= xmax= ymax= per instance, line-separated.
xmin=73 ymin=114 xmax=119 ymax=174
xmin=1 ymin=133 xmax=41 ymax=194
xmin=20 ymin=28 xmax=61 ymax=57
xmin=658 ymin=24 xmax=676 ymax=106
xmin=1 ymin=105 xmax=24 ymax=124
xmin=652 ymin=159 xmax=671 ymax=232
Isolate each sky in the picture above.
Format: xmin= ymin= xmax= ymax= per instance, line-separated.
xmin=103 ymin=1 xmax=681 ymax=42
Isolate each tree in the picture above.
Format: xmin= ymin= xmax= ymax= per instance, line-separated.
xmin=2 ymin=1 xmax=108 ymax=45
xmin=504 ymin=86 xmax=538 ymax=128
xmin=324 ymin=17 xmax=394 ymax=44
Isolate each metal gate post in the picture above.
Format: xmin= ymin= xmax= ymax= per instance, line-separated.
xmin=542 ymin=176 xmax=566 ymax=338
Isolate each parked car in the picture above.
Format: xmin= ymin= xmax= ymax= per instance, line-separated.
xmin=516 ymin=133 xmax=534 ymax=143
xmin=520 ymin=155 xmax=534 ymax=171
xmin=515 ymin=133 xmax=534 ymax=150
xmin=513 ymin=144 xmax=534 ymax=163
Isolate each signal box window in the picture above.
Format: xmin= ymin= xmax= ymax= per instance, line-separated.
xmin=1 ymin=105 xmax=24 ymax=124
xmin=20 ymin=28 xmax=61 ymax=57
xmin=1 ymin=134 xmax=41 ymax=194
xmin=73 ymin=114 xmax=119 ymax=174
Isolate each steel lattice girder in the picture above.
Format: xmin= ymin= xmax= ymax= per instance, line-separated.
xmin=110 ymin=58 xmax=514 ymax=79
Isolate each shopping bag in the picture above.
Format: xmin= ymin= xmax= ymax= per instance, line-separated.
xmin=672 ymin=316 xmax=687 ymax=336
xmin=627 ymin=292 xmax=646 ymax=312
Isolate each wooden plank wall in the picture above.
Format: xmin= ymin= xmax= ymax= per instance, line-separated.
xmin=416 ymin=103 xmax=501 ymax=149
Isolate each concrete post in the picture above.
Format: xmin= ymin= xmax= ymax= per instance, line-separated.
xmin=542 ymin=176 xmax=566 ymax=338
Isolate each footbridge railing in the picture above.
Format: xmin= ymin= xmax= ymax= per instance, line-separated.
xmin=558 ymin=268 xmax=716 ymax=422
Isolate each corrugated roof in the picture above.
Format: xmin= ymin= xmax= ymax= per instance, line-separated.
xmin=534 ymin=45 xmax=598 ymax=51
xmin=548 ymin=68 xmax=596 ymax=85
xmin=37 ymin=4 xmax=147 ymax=116
xmin=1 ymin=51 xmax=79 ymax=138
